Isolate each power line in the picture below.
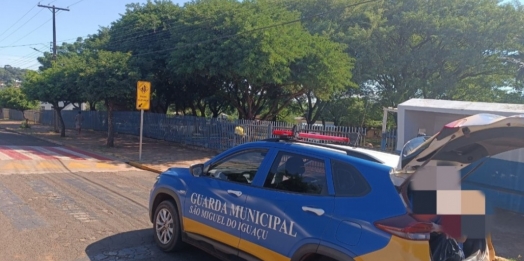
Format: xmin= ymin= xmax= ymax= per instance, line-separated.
xmin=8 ymin=17 xmax=54 ymax=45
xmin=9 ymin=53 xmax=42 ymax=68
xmin=68 ymin=0 xmax=86 ymax=8
xmin=0 ymin=2 xmax=38 ymax=40
xmin=0 ymin=37 xmax=84 ymax=49
xmin=0 ymin=8 xmax=44 ymax=45
xmin=7 ymin=52 xmax=42 ymax=68
xmin=0 ymin=42 xmax=45 ymax=49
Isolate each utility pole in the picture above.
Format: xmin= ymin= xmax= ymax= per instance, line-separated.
xmin=38 ymin=4 xmax=69 ymax=133
xmin=37 ymin=4 xmax=69 ymax=60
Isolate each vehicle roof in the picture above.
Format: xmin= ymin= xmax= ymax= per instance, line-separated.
xmin=246 ymin=140 xmax=400 ymax=169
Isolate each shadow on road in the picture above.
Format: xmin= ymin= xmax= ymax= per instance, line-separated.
xmin=84 ymin=229 xmax=220 ymax=261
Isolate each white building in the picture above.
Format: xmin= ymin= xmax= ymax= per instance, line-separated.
xmin=39 ymin=102 xmax=87 ymax=111
xmin=396 ymin=98 xmax=524 ymax=151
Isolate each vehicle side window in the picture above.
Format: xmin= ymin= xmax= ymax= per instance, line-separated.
xmin=331 ymin=160 xmax=371 ymax=197
xmin=263 ymin=152 xmax=327 ymax=195
xmin=206 ymin=149 xmax=268 ymax=185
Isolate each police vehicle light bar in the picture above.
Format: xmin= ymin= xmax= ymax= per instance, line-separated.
xmin=272 ymin=129 xmax=350 ymax=143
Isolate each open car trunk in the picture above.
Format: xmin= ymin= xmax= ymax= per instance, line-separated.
xmin=393 ymin=113 xmax=524 ymax=261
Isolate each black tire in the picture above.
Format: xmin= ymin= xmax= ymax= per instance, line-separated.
xmin=153 ymin=200 xmax=186 ymax=252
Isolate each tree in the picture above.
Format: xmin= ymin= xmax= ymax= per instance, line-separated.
xmin=0 ymin=66 xmax=28 ymax=86
xmin=170 ymin=0 xmax=354 ymax=120
xmin=81 ymin=50 xmax=138 ymax=147
xmin=0 ymin=87 xmax=38 ymax=119
xmin=22 ymin=56 xmax=84 ymax=137
xmin=106 ymin=1 xmax=184 ymax=114
xmin=351 ymin=0 xmax=524 ymax=107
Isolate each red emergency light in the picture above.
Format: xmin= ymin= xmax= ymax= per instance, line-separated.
xmin=272 ymin=129 xmax=350 ymax=143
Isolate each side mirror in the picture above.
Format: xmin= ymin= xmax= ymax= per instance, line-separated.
xmin=189 ymin=163 xmax=204 ymax=177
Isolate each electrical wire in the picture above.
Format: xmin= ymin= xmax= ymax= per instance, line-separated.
xmin=0 ymin=37 xmax=85 ymax=49
xmin=0 ymin=8 xmax=45 ymax=45
xmin=8 ymin=17 xmax=54 ymax=45
xmin=0 ymin=2 xmax=38 ymax=39
xmin=68 ymin=0 xmax=86 ymax=8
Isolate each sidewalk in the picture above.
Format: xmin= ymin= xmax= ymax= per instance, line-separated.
xmin=0 ymin=120 xmax=215 ymax=173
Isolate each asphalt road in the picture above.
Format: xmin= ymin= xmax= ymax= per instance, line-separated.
xmin=0 ymin=130 xmax=219 ymax=261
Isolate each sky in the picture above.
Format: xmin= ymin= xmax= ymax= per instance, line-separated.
xmin=0 ymin=0 xmax=189 ymax=70
xmin=0 ymin=0 xmax=522 ymax=71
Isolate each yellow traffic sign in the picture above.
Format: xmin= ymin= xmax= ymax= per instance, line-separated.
xmin=136 ymin=81 xmax=151 ymax=110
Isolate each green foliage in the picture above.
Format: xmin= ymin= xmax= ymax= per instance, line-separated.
xmin=106 ymin=1 xmax=183 ymax=113
xmin=81 ymin=50 xmax=138 ymax=106
xmin=22 ymin=0 xmax=524 ymax=131
xmin=0 ymin=87 xmax=38 ymax=112
xmin=22 ymin=55 xmax=85 ymax=137
xmin=22 ymin=56 xmax=84 ymax=109
xmin=168 ymin=0 xmax=354 ymax=120
xmin=0 ymin=66 xmax=27 ymax=85
xmin=352 ymin=0 xmax=523 ymax=107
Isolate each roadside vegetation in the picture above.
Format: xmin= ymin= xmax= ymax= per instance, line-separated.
xmin=1 ymin=0 xmax=523 ymax=146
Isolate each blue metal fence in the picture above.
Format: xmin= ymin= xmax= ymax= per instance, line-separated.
xmin=4 ymin=109 xmax=398 ymax=152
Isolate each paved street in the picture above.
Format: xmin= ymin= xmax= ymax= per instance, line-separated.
xmin=0 ymin=129 xmax=218 ymax=261
xmin=1 ymin=121 xmax=523 ymax=260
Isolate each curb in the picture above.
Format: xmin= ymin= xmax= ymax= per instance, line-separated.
xmin=126 ymin=161 xmax=163 ymax=174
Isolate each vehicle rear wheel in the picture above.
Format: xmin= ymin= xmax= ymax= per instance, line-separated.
xmin=153 ymin=200 xmax=185 ymax=252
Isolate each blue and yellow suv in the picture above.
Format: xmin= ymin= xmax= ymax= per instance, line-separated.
xmin=148 ymin=113 xmax=523 ymax=261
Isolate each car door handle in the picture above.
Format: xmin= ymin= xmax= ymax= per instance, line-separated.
xmin=302 ymin=206 xmax=325 ymax=216
xmin=227 ymin=190 xmax=242 ymax=197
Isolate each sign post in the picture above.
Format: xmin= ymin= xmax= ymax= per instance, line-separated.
xmin=136 ymin=81 xmax=151 ymax=161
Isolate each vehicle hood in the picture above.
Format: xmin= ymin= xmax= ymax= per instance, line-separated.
xmin=394 ymin=113 xmax=524 ymax=175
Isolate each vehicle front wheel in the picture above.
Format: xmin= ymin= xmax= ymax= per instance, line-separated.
xmin=153 ymin=200 xmax=185 ymax=252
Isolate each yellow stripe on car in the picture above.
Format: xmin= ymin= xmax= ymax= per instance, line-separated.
xmin=354 ymin=236 xmax=431 ymax=261
xmin=183 ymin=217 xmax=290 ymax=261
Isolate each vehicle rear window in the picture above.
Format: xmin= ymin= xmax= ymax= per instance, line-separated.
xmin=331 ymin=160 xmax=371 ymax=197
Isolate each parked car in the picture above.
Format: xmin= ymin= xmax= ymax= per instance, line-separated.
xmin=148 ymin=113 xmax=523 ymax=261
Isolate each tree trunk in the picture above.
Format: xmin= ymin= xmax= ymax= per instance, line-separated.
xmin=106 ymin=100 xmax=115 ymax=147
xmin=89 ymin=101 xmax=97 ymax=111
xmin=55 ymin=108 xmax=66 ymax=137
xmin=190 ymin=104 xmax=197 ymax=116
xmin=197 ymin=102 xmax=206 ymax=117
xmin=52 ymin=103 xmax=59 ymax=133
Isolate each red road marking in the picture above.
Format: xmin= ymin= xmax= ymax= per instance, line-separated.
xmin=44 ymin=147 xmax=86 ymax=160
xmin=64 ymin=146 xmax=112 ymax=161
xmin=0 ymin=146 xmax=31 ymax=160
xmin=24 ymin=147 xmax=58 ymax=160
